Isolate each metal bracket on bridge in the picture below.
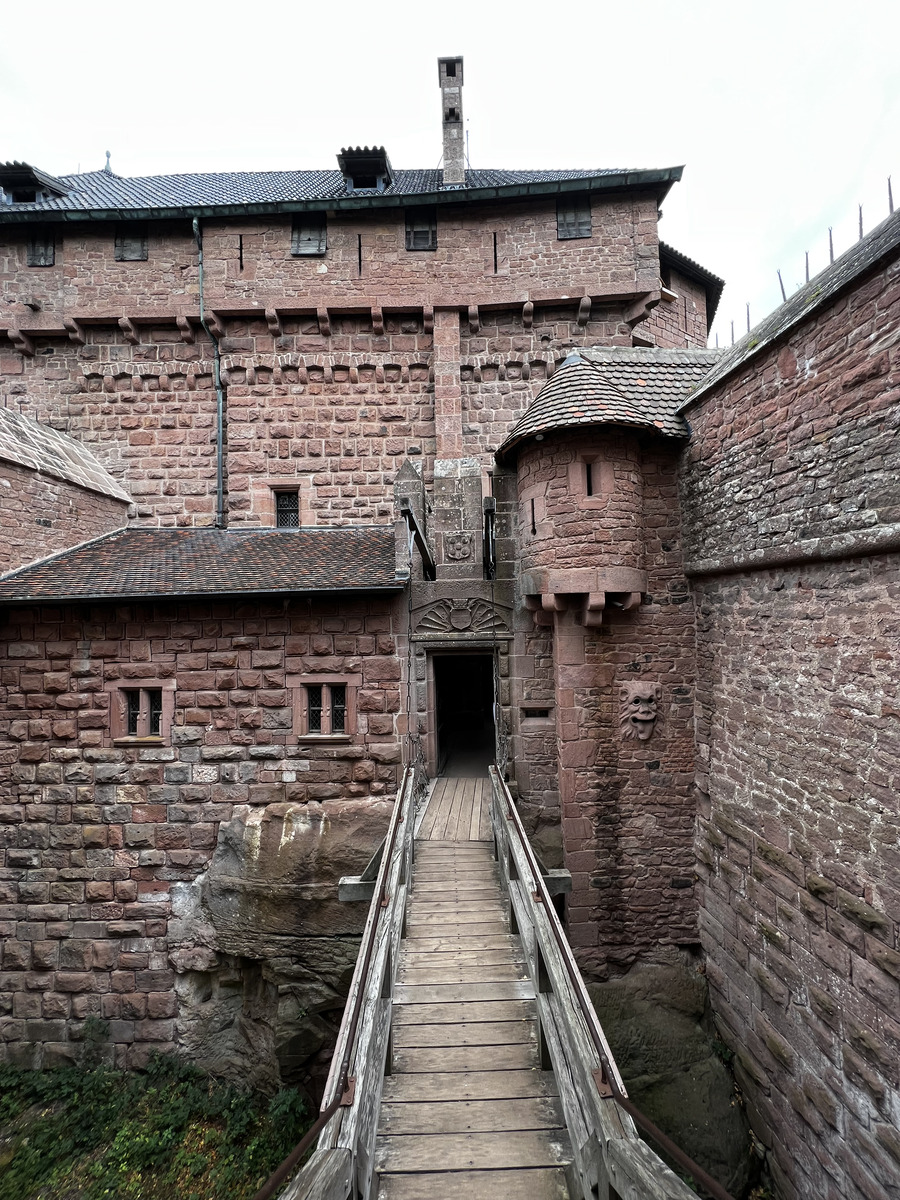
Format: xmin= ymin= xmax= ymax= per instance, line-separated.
xmin=338 ymin=839 xmax=385 ymax=902
xmin=592 ymin=1068 xmax=613 ymax=1099
xmin=340 ymin=1077 xmax=356 ymax=1106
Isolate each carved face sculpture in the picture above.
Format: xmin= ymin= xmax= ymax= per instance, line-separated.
xmin=620 ymin=682 xmax=662 ymax=741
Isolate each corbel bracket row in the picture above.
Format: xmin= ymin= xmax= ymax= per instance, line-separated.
xmin=521 ymin=566 xmax=647 ymax=629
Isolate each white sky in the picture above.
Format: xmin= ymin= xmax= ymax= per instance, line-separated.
xmin=3 ymin=0 xmax=898 ymax=347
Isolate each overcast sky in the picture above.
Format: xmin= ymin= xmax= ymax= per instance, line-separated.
xmin=3 ymin=0 xmax=898 ymax=347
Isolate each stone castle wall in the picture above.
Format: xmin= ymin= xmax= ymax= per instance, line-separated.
xmin=0 ymin=595 xmax=404 ymax=1072
xmin=681 ymin=249 xmax=900 ymax=1199
xmin=0 ymin=459 xmax=128 ymax=574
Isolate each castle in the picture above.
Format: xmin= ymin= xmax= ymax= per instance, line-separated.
xmin=1 ymin=57 xmax=898 ymax=1200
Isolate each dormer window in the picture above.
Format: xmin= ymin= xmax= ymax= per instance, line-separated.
xmin=337 ymin=146 xmax=393 ymax=194
xmin=0 ymin=161 xmax=68 ymax=206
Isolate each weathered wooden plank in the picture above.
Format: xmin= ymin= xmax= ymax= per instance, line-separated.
xmin=394 ymin=980 xmax=534 ymax=1005
xmin=405 ymin=909 xmax=506 ymax=926
xmin=376 ymin=1167 xmax=571 ymax=1200
xmin=392 ymin=1041 xmax=539 ymax=1073
xmin=398 ymin=963 xmax=527 ymax=985
xmin=405 ymin=920 xmax=510 ymax=937
xmin=392 ymin=999 xmax=536 ymax=1025
xmin=380 ymin=1068 xmax=559 ymax=1102
xmin=377 ymin=1096 xmax=563 ymax=1135
xmin=399 ymin=934 xmax=517 ymax=953
xmin=413 ymin=874 xmax=498 ymax=888
xmin=375 ymin=1129 xmax=571 ymax=1173
xmin=407 ymin=898 xmax=505 ymax=913
xmin=400 ymin=948 xmax=525 ymax=968
xmin=392 ymin=1019 xmax=537 ymax=1048
xmin=277 ymin=1147 xmax=352 ymax=1200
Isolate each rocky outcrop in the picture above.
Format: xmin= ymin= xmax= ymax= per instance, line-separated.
xmin=588 ymin=950 xmax=754 ymax=1198
xmin=168 ymin=799 xmax=392 ymax=1096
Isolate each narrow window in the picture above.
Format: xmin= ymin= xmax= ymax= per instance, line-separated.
xmin=307 ymin=685 xmax=323 ymax=732
xmin=585 ymin=461 xmax=594 ymax=497
xmin=445 ymin=61 xmax=456 ymax=77
xmin=358 ymin=233 xmax=363 ymax=277
xmin=125 ymin=690 xmax=141 ymax=735
xmin=493 ymin=231 xmax=498 ymax=273
xmin=331 ymin=684 xmax=347 ymax=733
xmin=27 ymin=229 xmax=55 ymax=267
xmin=115 ymin=224 xmax=148 ymax=261
xmin=530 ymin=498 xmax=536 ymax=535
xmin=291 ymin=214 xmax=327 ymax=256
xmin=275 ymin=490 xmax=300 ymax=527
xmin=238 ymin=234 xmax=244 ymax=271
xmin=405 ymin=207 xmax=437 ymax=251
xmin=557 ymin=195 xmax=591 ymax=240
xmin=148 ymin=690 xmax=163 ymax=736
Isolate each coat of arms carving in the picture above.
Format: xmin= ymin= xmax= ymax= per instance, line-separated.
xmin=445 ymin=531 xmax=473 ymax=560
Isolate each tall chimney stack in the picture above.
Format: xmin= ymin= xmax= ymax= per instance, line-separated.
xmin=438 ymin=56 xmax=465 ymax=186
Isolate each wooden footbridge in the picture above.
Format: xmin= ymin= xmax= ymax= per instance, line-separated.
xmin=255 ymin=768 xmax=733 ymax=1200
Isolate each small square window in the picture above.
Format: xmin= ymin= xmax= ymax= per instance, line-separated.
xmin=405 ymin=207 xmax=437 ymax=251
xmin=557 ymin=196 xmax=591 ymax=240
xmin=292 ymin=214 xmax=327 ymax=256
xmin=106 ymin=678 xmax=174 ymax=743
xmin=27 ymin=230 xmax=55 ymax=267
xmin=290 ymin=675 xmax=360 ymax=740
xmin=115 ymin=224 xmax=148 ymax=261
xmin=275 ymin=490 xmax=300 ymax=527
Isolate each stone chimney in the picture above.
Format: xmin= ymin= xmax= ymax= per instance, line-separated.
xmin=438 ymin=57 xmax=465 ymax=186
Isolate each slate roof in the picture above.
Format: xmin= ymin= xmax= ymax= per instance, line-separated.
xmin=0 ymin=526 xmax=403 ymax=603
xmin=0 ymin=408 xmax=131 ymax=502
xmin=685 ymin=207 xmax=900 ymax=407
xmin=496 ymin=347 xmax=721 ymax=462
xmin=0 ymin=164 xmax=682 ymax=219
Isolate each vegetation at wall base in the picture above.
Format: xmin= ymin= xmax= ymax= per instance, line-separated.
xmin=0 ymin=1046 xmax=309 ymax=1200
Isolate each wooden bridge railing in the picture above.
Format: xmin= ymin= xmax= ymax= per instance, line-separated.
xmin=254 ymin=764 xmax=418 ymax=1200
xmin=488 ymin=766 xmax=733 ymax=1200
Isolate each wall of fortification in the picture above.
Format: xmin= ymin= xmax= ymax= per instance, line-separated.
xmin=681 ymin=250 xmax=900 ymax=1200
xmin=0 ymin=460 xmax=128 ymax=574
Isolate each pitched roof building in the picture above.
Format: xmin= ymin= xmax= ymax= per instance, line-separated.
xmin=1 ymin=56 xmax=898 ymax=1200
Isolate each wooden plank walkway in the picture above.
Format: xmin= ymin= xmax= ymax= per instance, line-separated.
xmin=374 ymin=789 xmax=573 ymax=1200
xmin=415 ymin=775 xmax=492 ymax=842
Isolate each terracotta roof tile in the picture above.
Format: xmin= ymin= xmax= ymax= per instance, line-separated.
xmin=0 ymin=526 xmax=403 ymax=603
xmin=496 ymin=347 xmax=720 ymax=461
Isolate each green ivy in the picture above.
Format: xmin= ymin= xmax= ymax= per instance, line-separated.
xmin=0 ymin=1053 xmax=309 ymax=1200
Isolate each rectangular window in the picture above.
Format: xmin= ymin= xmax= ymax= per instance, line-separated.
xmin=291 ymin=214 xmax=327 ymax=256
xmin=405 ymin=207 xmax=437 ymax=251
xmin=27 ymin=229 xmax=55 ymax=267
xmin=557 ymin=196 xmax=592 ymax=240
xmin=106 ymin=678 xmax=174 ymax=743
xmin=289 ymin=674 xmax=360 ymax=740
xmin=118 ymin=687 xmax=166 ymax=739
xmin=115 ymin=224 xmax=148 ymax=261
xmin=275 ymin=490 xmax=300 ymax=527
xmin=304 ymin=683 xmax=347 ymax=735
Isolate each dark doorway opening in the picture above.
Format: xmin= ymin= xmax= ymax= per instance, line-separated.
xmin=433 ymin=653 xmax=495 ymax=777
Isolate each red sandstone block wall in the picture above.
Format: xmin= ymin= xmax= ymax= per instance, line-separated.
xmin=512 ymin=433 xmax=697 ymax=976
xmin=681 ymin=253 xmax=900 ymax=1200
xmin=0 ymin=461 xmax=128 ymax=573
xmin=0 ymin=596 xmax=404 ymax=1068
xmin=646 ymin=269 xmax=709 ymax=348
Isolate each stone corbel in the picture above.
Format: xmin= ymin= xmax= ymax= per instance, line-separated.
xmin=522 ymin=567 xmax=647 ymax=630
xmin=577 ymin=296 xmax=592 ymax=327
xmin=205 ymin=311 xmax=226 ymax=339
xmin=317 ymin=306 xmax=331 ymax=338
xmin=265 ymin=308 xmax=282 ymax=337
xmin=468 ymin=305 xmax=480 ymax=334
xmin=9 ymin=328 xmax=34 ymax=356
xmin=371 ymin=306 xmax=384 ymax=337
xmin=119 ymin=316 xmax=139 ymax=344
xmin=422 ymin=305 xmax=434 ymax=334
xmin=176 ymin=315 xmax=195 ymax=344
xmin=522 ymin=301 xmax=534 ymax=330
xmin=624 ymin=290 xmax=661 ymax=328
xmin=63 ymin=317 xmax=86 ymax=345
